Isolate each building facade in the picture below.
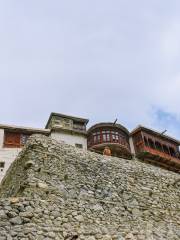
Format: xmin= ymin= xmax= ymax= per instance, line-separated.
xmin=0 ymin=113 xmax=180 ymax=182
xmin=0 ymin=113 xmax=89 ymax=182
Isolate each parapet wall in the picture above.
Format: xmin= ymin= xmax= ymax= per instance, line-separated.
xmin=0 ymin=135 xmax=180 ymax=240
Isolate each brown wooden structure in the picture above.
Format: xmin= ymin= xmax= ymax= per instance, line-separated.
xmin=87 ymin=122 xmax=132 ymax=159
xmin=131 ymin=126 xmax=180 ymax=173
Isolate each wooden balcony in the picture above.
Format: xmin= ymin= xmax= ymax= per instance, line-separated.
xmin=137 ymin=145 xmax=180 ymax=172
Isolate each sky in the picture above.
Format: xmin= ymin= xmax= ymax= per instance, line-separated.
xmin=0 ymin=0 xmax=180 ymax=138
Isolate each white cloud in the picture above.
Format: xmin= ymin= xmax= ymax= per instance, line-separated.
xmin=0 ymin=0 xmax=179 ymax=138
xmin=161 ymin=20 xmax=180 ymax=61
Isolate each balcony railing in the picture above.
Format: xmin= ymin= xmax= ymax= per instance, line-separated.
xmin=88 ymin=136 xmax=130 ymax=151
xmin=143 ymin=146 xmax=180 ymax=165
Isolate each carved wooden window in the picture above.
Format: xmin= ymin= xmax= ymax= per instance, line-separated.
xmin=4 ymin=131 xmax=30 ymax=148
xmin=169 ymin=147 xmax=176 ymax=157
xmin=163 ymin=145 xmax=169 ymax=155
xmin=155 ymin=141 xmax=162 ymax=152
xmin=4 ymin=132 xmax=21 ymax=147
xmin=148 ymin=138 xmax=155 ymax=149
xmin=144 ymin=137 xmax=148 ymax=146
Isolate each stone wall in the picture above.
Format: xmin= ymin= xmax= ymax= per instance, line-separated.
xmin=0 ymin=135 xmax=180 ymax=240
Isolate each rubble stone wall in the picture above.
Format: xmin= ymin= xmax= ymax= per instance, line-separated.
xmin=0 ymin=135 xmax=180 ymax=240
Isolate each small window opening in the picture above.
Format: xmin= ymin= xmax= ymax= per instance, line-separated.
xmin=0 ymin=162 xmax=5 ymax=168
xmin=75 ymin=143 xmax=83 ymax=149
xmin=155 ymin=141 xmax=162 ymax=152
xmin=148 ymin=138 xmax=155 ymax=149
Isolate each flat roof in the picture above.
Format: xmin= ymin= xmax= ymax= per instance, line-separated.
xmin=131 ymin=125 xmax=180 ymax=145
xmin=0 ymin=124 xmax=50 ymax=135
xmin=45 ymin=112 xmax=89 ymax=129
xmin=87 ymin=122 xmax=130 ymax=135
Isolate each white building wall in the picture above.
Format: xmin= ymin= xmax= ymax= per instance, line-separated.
xmin=0 ymin=129 xmax=4 ymax=148
xmin=129 ymin=137 xmax=135 ymax=155
xmin=51 ymin=131 xmax=87 ymax=150
xmin=0 ymin=129 xmax=22 ymax=182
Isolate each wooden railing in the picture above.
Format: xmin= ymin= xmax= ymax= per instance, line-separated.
xmin=143 ymin=146 xmax=180 ymax=165
xmin=88 ymin=139 xmax=130 ymax=151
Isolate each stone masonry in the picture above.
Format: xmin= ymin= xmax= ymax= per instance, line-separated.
xmin=0 ymin=135 xmax=180 ymax=240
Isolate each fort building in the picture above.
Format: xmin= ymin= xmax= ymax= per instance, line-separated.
xmin=87 ymin=122 xmax=132 ymax=159
xmin=45 ymin=112 xmax=89 ymax=149
xmin=131 ymin=125 xmax=180 ymax=172
xmin=0 ymin=113 xmax=180 ymax=182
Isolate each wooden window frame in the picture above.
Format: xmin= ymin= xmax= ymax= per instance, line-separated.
xmin=4 ymin=131 xmax=30 ymax=148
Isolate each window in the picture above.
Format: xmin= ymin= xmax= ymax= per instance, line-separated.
xmin=0 ymin=162 xmax=5 ymax=168
xmin=4 ymin=131 xmax=30 ymax=148
xmin=92 ymin=131 xmax=101 ymax=144
xmin=155 ymin=141 xmax=162 ymax=152
xmin=97 ymin=135 xmax=101 ymax=142
xmin=75 ymin=143 xmax=83 ymax=149
xmin=144 ymin=137 xmax=148 ymax=146
xmin=163 ymin=145 xmax=169 ymax=155
xmin=169 ymin=147 xmax=176 ymax=157
xmin=103 ymin=134 xmax=106 ymax=141
xmin=88 ymin=128 xmax=129 ymax=148
xmin=106 ymin=134 xmax=110 ymax=141
xmin=148 ymin=138 xmax=155 ymax=149
xmin=4 ymin=132 xmax=21 ymax=147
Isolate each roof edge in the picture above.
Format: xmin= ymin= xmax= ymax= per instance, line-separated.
xmin=45 ymin=112 xmax=89 ymax=129
xmin=131 ymin=125 xmax=180 ymax=145
xmin=0 ymin=124 xmax=50 ymax=135
xmin=87 ymin=122 xmax=130 ymax=135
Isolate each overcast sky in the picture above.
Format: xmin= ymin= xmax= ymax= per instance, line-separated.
xmin=0 ymin=0 xmax=180 ymax=138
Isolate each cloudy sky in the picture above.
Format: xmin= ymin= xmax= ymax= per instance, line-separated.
xmin=0 ymin=0 xmax=180 ymax=138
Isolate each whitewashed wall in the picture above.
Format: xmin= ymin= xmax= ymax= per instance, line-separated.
xmin=0 ymin=129 xmax=21 ymax=182
xmin=129 ymin=137 xmax=135 ymax=155
xmin=51 ymin=131 xmax=87 ymax=150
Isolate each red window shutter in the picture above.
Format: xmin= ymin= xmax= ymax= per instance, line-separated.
xmin=4 ymin=132 xmax=21 ymax=147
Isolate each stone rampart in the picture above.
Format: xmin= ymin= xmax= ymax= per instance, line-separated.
xmin=0 ymin=135 xmax=179 ymax=240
